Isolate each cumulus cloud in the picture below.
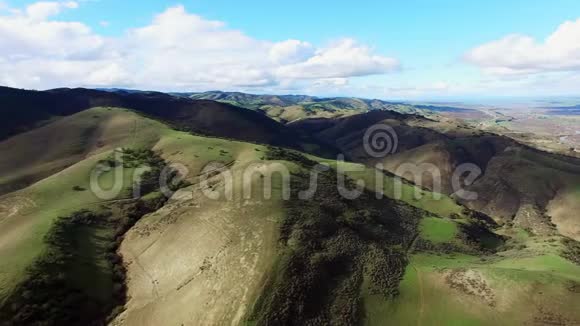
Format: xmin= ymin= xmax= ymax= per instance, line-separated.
xmin=269 ymin=39 xmax=314 ymax=64
xmin=0 ymin=3 xmax=399 ymax=91
xmin=466 ymin=18 xmax=580 ymax=75
xmin=0 ymin=1 xmax=128 ymax=88
xmin=276 ymin=39 xmax=399 ymax=79
xmin=0 ymin=1 xmax=102 ymax=60
xmin=25 ymin=1 xmax=78 ymax=20
xmin=123 ymin=5 xmax=274 ymax=89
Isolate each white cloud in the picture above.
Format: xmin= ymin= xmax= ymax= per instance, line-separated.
xmin=26 ymin=1 xmax=78 ymax=20
xmin=276 ymin=39 xmax=399 ymax=79
xmin=0 ymin=1 xmax=128 ymax=88
xmin=269 ymin=39 xmax=314 ymax=64
xmin=0 ymin=1 xmax=105 ymax=61
xmin=0 ymin=3 xmax=399 ymax=91
xmin=466 ymin=18 xmax=580 ymax=75
xmin=123 ymin=5 xmax=274 ymax=89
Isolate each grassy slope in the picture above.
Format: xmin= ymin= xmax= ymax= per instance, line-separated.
xmin=314 ymin=158 xmax=466 ymax=219
xmin=0 ymin=107 xmax=163 ymax=195
xmin=332 ymin=146 xmax=580 ymax=325
xmin=0 ymin=105 xmax=294 ymax=315
xmin=0 ymin=108 xmax=165 ymax=301
xmin=0 ymin=152 xmax=141 ymax=300
xmin=1 ymin=106 xmax=579 ymax=325
xmin=112 ymin=134 xmax=287 ymax=325
xmin=374 ymin=230 xmax=580 ymax=325
xmin=419 ymin=217 xmax=458 ymax=243
xmin=109 ymin=122 xmax=447 ymax=325
xmin=0 ymin=104 xmax=285 ymax=324
xmin=259 ymin=103 xmax=363 ymax=122
xmin=115 ymin=137 xmax=509 ymax=325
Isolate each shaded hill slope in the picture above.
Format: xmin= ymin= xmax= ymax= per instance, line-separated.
xmin=290 ymin=110 xmax=580 ymax=237
xmin=0 ymin=87 xmax=326 ymax=152
xmin=0 ymin=108 xmax=163 ymax=196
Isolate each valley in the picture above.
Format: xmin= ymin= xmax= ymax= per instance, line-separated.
xmin=0 ymin=87 xmax=578 ymax=325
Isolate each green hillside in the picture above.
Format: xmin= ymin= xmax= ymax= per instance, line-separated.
xmin=186 ymin=91 xmax=421 ymax=123
xmin=0 ymin=104 xmax=578 ymax=325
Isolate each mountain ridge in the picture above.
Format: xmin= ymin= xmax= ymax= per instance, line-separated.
xmin=0 ymin=88 xmax=579 ymax=325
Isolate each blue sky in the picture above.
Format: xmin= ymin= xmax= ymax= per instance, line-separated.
xmin=2 ymin=0 xmax=580 ymax=99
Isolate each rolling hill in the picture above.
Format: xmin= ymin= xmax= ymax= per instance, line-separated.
xmin=183 ymin=90 xmax=423 ymax=123
xmin=0 ymin=87 xmax=331 ymax=154
xmin=0 ymin=92 xmax=579 ymax=325
xmin=289 ymin=110 xmax=580 ymax=239
xmin=0 ymin=108 xmax=164 ymax=196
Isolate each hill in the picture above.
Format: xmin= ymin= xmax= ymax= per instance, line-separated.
xmin=0 ymin=87 xmax=330 ymax=154
xmin=0 ymin=96 xmax=579 ymax=325
xmin=182 ymin=90 xmax=423 ymax=123
xmin=0 ymin=108 xmax=439 ymax=325
xmin=0 ymin=108 xmax=164 ymax=195
xmin=289 ymin=110 xmax=580 ymax=240
xmin=0 ymin=108 xmax=172 ymax=307
xmin=184 ymin=90 xmax=317 ymax=109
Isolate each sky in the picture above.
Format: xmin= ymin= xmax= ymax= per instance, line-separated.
xmin=1 ymin=0 xmax=580 ymax=100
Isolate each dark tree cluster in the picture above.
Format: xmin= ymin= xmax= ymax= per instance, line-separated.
xmin=248 ymin=148 xmax=421 ymax=326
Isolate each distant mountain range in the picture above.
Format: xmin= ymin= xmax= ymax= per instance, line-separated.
xmin=174 ymin=90 xmax=419 ymax=122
